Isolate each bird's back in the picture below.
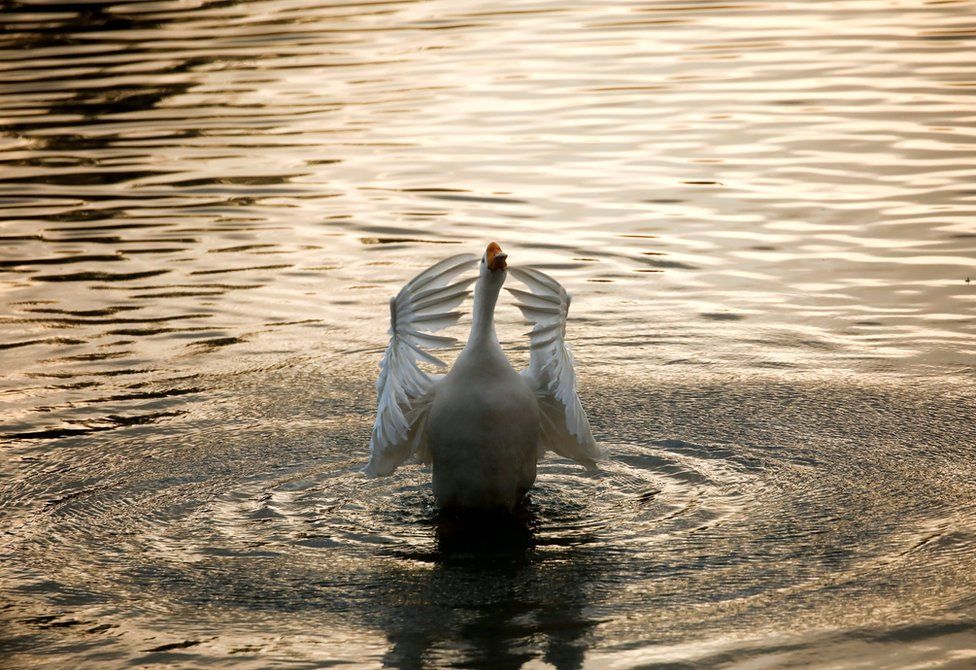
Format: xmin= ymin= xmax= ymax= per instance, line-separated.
xmin=426 ymin=348 xmax=539 ymax=511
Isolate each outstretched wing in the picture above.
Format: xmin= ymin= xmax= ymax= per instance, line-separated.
xmin=508 ymin=266 xmax=606 ymax=469
xmin=364 ymin=253 xmax=478 ymax=477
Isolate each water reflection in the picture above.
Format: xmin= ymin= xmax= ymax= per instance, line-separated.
xmin=3 ymin=0 xmax=976 ymax=667
xmin=379 ymin=516 xmax=594 ymax=670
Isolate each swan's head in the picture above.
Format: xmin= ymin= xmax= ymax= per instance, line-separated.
xmin=481 ymin=241 xmax=508 ymax=278
xmin=474 ymin=242 xmax=507 ymax=316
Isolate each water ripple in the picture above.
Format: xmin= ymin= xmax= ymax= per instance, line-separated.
xmin=3 ymin=0 xmax=976 ymax=667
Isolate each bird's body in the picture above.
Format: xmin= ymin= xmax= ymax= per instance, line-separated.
xmin=364 ymin=243 xmax=604 ymax=512
xmin=428 ymin=338 xmax=539 ymax=511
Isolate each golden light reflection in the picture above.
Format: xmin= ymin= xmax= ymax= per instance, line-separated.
xmin=2 ymin=0 xmax=976 ymax=668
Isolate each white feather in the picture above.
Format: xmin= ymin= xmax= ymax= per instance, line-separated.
xmin=363 ymin=253 xmax=478 ymax=477
xmin=507 ymin=266 xmax=606 ymax=468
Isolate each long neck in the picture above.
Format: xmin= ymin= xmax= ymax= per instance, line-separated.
xmin=467 ymin=274 xmax=502 ymax=349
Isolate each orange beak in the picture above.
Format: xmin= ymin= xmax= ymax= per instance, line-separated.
xmin=486 ymin=241 xmax=508 ymax=272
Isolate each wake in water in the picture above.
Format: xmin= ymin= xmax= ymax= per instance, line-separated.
xmin=5 ymin=358 xmax=975 ymax=667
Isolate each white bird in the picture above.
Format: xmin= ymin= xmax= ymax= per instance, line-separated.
xmin=364 ymin=242 xmax=605 ymax=511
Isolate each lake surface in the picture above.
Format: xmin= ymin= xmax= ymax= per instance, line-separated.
xmin=2 ymin=0 xmax=976 ymax=667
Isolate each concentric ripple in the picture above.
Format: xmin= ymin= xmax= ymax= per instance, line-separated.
xmin=4 ymin=356 xmax=976 ymax=668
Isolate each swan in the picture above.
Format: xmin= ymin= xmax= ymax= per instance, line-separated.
xmin=363 ymin=243 xmax=605 ymax=511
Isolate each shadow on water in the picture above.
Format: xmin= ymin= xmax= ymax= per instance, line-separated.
xmin=434 ymin=507 xmax=537 ymax=560
xmin=379 ymin=509 xmax=599 ymax=670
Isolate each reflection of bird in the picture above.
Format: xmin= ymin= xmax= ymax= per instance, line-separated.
xmin=364 ymin=242 xmax=604 ymax=511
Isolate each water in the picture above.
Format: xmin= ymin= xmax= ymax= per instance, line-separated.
xmin=2 ymin=0 xmax=975 ymax=667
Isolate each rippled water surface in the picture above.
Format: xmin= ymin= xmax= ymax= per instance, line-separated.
xmin=2 ymin=0 xmax=976 ymax=668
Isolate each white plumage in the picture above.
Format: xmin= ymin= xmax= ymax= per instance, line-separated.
xmin=363 ymin=243 xmax=605 ymax=511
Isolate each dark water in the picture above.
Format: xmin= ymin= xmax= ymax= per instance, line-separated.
xmin=2 ymin=0 xmax=976 ymax=668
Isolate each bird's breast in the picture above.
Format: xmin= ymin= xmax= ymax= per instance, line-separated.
xmin=425 ymin=355 xmax=540 ymax=511
xmin=428 ymin=354 xmax=538 ymax=447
